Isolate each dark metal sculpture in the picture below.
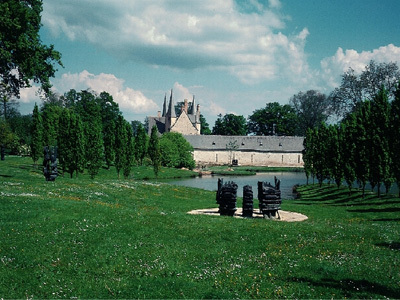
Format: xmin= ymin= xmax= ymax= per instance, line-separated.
xmin=242 ymin=185 xmax=253 ymax=218
xmin=216 ymin=178 xmax=238 ymax=216
xmin=43 ymin=146 xmax=58 ymax=181
xmin=257 ymin=177 xmax=281 ymax=219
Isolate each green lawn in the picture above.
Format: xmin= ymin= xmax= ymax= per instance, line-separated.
xmin=1 ymin=157 xmax=399 ymax=298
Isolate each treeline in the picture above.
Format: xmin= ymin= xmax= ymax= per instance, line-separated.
xmin=303 ymin=85 xmax=400 ymax=197
xmin=28 ymin=89 xmax=195 ymax=179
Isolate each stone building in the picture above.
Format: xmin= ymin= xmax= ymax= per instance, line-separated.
xmin=183 ymin=135 xmax=304 ymax=167
xmin=147 ymin=90 xmax=201 ymax=135
xmin=147 ymin=90 xmax=304 ymax=167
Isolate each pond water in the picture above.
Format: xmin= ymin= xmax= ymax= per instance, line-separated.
xmin=164 ymin=172 xmax=307 ymax=199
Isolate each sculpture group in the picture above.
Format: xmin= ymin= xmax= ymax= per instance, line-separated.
xmin=216 ymin=177 xmax=281 ymax=219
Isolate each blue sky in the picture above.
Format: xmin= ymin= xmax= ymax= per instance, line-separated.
xmin=19 ymin=0 xmax=400 ymax=126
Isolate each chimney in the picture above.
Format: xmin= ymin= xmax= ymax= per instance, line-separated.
xmin=157 ymin=111 xmax=161 ymax=118
xmin=184 ymin=99 xmax=188 ymax=113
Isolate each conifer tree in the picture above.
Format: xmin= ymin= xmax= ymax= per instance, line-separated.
xmin=328 ymin=124 xmax=344 ymax=188
xmin=148 ymin=125 xmax=161 ymax=177
xmin=30 ymin=103 xmax=43 ymax=166
xmin=70 ymin=113 xmax=85 ymax=178
xmin=85 ymin=118 xmax=103 ymax=179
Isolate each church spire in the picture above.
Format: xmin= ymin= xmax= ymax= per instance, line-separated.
xmin=162 ymin=93 xmax=167 ymax=117
xmin=191 ymin=95 xmax=196 ymax=115
xmin=168 ymin=89 xmax=176 ymax=118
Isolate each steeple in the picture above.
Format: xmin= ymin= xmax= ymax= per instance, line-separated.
xmin=167 ymin=89 xmax=175 ymax=118
xmin=191 ymin=95 xmax=196 ymax=115
xmin=162 ymin=93 xmax=167 ymax=117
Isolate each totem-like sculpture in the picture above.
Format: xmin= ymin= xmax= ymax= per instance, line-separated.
xmin=43 ymin=146 xmax=58 ymax=181
xmin=242 ymin=185 xmax=254 ymax=218
xmin=257 ymin=177 xmax=281 ymax=219
xmin=216 ymin=178 xmax=238 ymax=216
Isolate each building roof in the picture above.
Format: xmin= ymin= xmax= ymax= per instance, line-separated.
xmin=183 ymin=135 xmax=304 ymax=153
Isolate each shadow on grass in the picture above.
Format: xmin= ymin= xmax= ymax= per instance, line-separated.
xmin=348 ymin=207 xmax=400 ymax=213
xmin=376 ymin=241 xmax=400 ymax=251
xmin=289 ymin=277 xmax=399 ymax=298
xmin=373 ymin=218 xmax=400 ymax=222
xmin=0 ymin=174 xmax=13 ymax=178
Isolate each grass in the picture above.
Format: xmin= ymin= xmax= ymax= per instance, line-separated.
xmin=1 ymin=156 xmax=400 ymax=298
xmin=207 ymin=165 xmax=303 ymax=176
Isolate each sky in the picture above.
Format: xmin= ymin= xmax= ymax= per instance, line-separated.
xmin=18 ymin=0 xmax=400 ymax=127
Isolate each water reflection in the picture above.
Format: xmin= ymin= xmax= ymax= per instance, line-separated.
xmin=164 ymin=172 xmax=307 ymax=199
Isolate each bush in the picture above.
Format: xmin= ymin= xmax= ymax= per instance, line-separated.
xmin=160 ymin=132 xmax=195 ymax=170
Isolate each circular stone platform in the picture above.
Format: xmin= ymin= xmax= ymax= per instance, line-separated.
xmin=188 ymin=208 xmax=308 ymax=222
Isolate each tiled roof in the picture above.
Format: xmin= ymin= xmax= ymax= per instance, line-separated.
xmin=183 ymin=135 xmax=304 ymax=152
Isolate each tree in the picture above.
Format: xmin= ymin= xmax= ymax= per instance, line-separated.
xmin=114 ymin=115 xmax=128 ymax=179
xmin=85 ymin=119 xmax=103 ymax=179
xmin=30 ymin=103 xmax=42 ymax=166
xmin=369 ymin=87 xmax=391 ymax=197
xmin=148 ymin=125 xmax=161 ymax=177
xmin=289 ymin=90 xmax=331 ymax=135
xmin=327 ymin=124 xmax=343 ymax=188
xmin=341 ymin=114 xmax=357 ymax=194
xmin=160 ymin=132 xmax=195 ymax=169
xmin=200 ymin=114 xmax=212 ymax=135
xmin=389 ymin=82 xmax=400 ymax=197
xmin=41 ymin=103 xmax=62 ymax=146
xmin=302 ymin=128 xmax=315 ymax=184
xmin=248 ymin=102 xmax=298 ymax=136
xmin=0 ymin=119 xmax=18 ymax=158
xmin=57 ymin=108 xmax=70 ymax=175
xmin=330 ymin=60 xmax=400 ymax=117
xmin=353 ymin=101 xmax=371 ymax=197
xmin=135 ymin=124 xmax=147 ymax=166
xmin=212 ymin=113 xmax=247 ymax=135
xmin=123 ymin=120 xmax=135 ymax=179
xmin=0 ymin=0 xmax=62 ymax=97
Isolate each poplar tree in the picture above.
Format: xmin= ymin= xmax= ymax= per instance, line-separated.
xmin=302 ymin=128 xmax=315 ymax=184
xmin=30 ymin=103 xmax=43 ymax=166
xmin=115 ymin=115 xmax=128 ymax=179
xmin=69 ymin=113 xmax=85 ymax=178
xmin=148 ymin=125 xmax=161 ymax=177
xmin=354 ymin=101 xmax=371 ymax=197
xmin=85 ymin=119 xmax=103 ymax=179
xmin=369 ymin=87 xmax=391 ymax=197
xmin=135 ymin=124 xmax=147 ymax=165
xmin=57 ymin=108 xmax=71 ymax=175
xmin=342 ymin=114 xmax=357 ymax=193
xmin=123 ymin=121 xmax=135 ymax=179
xmin=390 ymin=82 xmax=400 ymax=197
xmin=328 ymin=124 xmax=344 ymax=188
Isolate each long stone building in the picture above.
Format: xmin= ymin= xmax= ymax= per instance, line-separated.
xmin=148 ymin=91 xmax=304 ymax=167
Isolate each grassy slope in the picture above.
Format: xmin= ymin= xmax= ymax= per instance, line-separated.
xmin=1 ymin=157 xmax=399 ymax=298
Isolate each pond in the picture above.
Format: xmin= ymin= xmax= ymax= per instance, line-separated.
xmin=164 ymin=172 xmax=307 ymax=199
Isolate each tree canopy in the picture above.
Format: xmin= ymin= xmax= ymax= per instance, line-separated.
xmin=212 ymin=113 xmax=247 ymax=136
xmin=248 ymin=102 xmax=298 ymax=136
xmin=0 ymin=0 xmax=62 ymax=97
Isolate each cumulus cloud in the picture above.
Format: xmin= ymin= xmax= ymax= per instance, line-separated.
xmin=320 ymin=44 xmax=400 ymax=88
xmin=55 ymin=70 xmax=157 ymax=113
xmin=42 ymin=0 xmax=310 ymax=84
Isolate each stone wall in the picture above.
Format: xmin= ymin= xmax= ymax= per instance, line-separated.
xmin=170 ymin=112 xmax=199 ymax=135
xmin=193 ymin=150 xmax=303 ymax=167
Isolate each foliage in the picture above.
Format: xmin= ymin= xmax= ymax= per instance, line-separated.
xmin=0 ymin=0 xmax=62 ymax=97
xmin=123 ymin=120 xmax=135 ymax=179
xmin=1 ymin=156 xmax=400 ymax=299
xmin=289 ymin=90 xmax=331 ymax=135
xmin=114 ymin=115 xmax=128 ymax=179
xmin=148 ymin=125 xmax=161 ymax=177
xmin=200 ymin=114 xmax=212 ymax=135
xmin=30 ymin=103 xmax=42 ymax=165
xmin=247 ymin=102 xmax=298 ymax=136
xmin=160 ymin=132 xmax=195 ymax=170
xmin=134 ymin=124 xmax=147 ymax=166
xmin=390 ymin=82 xmax=400 ymax=197
xmin=330 ymin=60 xmax=400 ymax=117
xmin=212 ymin=113 xmax=247 ymax=136
xmin=41 ymin=103 xmax=62 ymax=146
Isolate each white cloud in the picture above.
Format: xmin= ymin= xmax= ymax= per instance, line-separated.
xmin=55 ymin=70 xmax=157 ymax=113
xmin=320 ymin=44 xmax=400 ymax=88
xmin=19 ymin=85 xmax=41 ymax=103
xmin=42 ymin=0 xmax=310 ymax=85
